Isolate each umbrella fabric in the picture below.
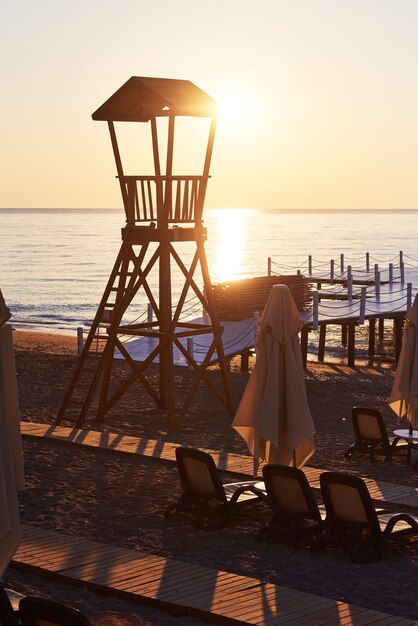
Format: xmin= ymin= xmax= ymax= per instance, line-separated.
xmin=232 ymin=284 xmax=315 ymax=475
xmin=389 ymin=294 xmax=418 ymax=428
xmin=0 ymin=324 xmax=25 ymax=576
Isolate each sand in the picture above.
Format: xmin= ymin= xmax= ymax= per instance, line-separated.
xmin=3 ymin=329 xmax=418 ymax=624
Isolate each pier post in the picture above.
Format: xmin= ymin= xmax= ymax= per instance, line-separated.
xmin=400 ymin=262 xmax=405 ymax=284
xmin=368 ymin=318 xmax=376 ymax=364
xmin=187 ymin=338 xmax=194 ymax=369
xmin=347 ymin=321 xmax=356 ymax=367
xmin=147 ymin=303 xmax=153 ymax=322
xmin=389 ymin=263 xmax=393 ymax=284
xmin=379 ymin=318 xmax=384 ymax=340
xmin=313 ymin=291 xmax=319 ymax=331
xmin=366 ymin=252 xmax=370 ymax=273
xmin=330 ymin=259 xmax=334 ymax=284
xmin=347 ymin=265 xmax=353 ymax=301
xmin=308 ymin=255 xmax=312 ymax=275
xmin=359 ymin=287 xmax=366 ymax=325
xmin=342 ymin=324 xmax=348 ymax=347
xmin=340 ymin=253 xmax=344 ymax=275
xmin=318 ymin=324 xmax=326 ymax=362
xmin=394 ymin=316 xmax=404 ymax=364
xmin=407 ymin=282 xmax=412 ymax=310
xmin=375 ymin=271 xmax=381 ymax=299
xmin=267 ymin=257 xmax=272 ymax=277
xmin=77 ymin=327 xmax=84 ymax=355
xmin=400 ymin=251 xmax=403 ymax=267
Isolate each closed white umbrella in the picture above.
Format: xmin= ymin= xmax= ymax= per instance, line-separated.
xmin=0 ymin=323 xmax=25 ymax=576
xmin=232 ymin=284 xmax=315 ymax=476
xmin=389 ymin=294 xmax=418 ymax=434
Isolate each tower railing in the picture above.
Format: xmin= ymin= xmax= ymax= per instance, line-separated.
xmin=122 ymin=175 xmax=209 ymax=227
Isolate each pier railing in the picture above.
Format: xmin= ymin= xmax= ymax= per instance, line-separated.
xmin=121 ymin=175 xmax=208 ymax=227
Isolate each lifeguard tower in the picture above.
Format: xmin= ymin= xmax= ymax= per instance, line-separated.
xmin=56 ymin=76 xmax=233 ymax=430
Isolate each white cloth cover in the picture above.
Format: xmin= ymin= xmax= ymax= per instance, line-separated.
xmin=0 ymin=324 xmax=25 ymax=576
xmin=389 ymin=294 xmax=418 ymax=428
xmin=232 ymin=284 xmax=315 ymax=475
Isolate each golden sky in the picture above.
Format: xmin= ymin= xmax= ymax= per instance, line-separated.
xmin=2 ymin=1 xmax=418 ymax=210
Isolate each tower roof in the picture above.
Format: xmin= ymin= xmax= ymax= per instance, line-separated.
xmin=92 ymin=76 xmax=218 ymax=122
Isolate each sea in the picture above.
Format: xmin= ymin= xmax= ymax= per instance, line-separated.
xmin=1 ymin=208 xmax=418 ymax=359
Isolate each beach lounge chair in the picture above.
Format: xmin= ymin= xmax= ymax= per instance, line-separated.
xmin=315 ymin=471 xmax=418 ymax=562
xmin=164 ymin=446 xmax=267 ymax=530
xmin=344 ymin=406 xmax=403 ymax=462
xmin=0 ymin=586 xmax=20 ymax=626
xmin=19 ymin=597 xmax=91 ymax=626
xmin=257 ymin=464 xmax=323 ymax=542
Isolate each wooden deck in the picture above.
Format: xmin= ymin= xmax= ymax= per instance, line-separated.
xmin=12 ymin=524 xmax=418 ymax=626
xmin=21 ymin=422 xmax=418 ymax=511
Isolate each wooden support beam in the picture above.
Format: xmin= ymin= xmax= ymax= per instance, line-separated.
xmin=341 ymin=323 xmax=347 ymax=347
xmin=301 ymin=327 xmax=309 ymax=368
xmin=394 ymin=316 xmax=404 ymax=365
xmin=368 ymin=317 xmax=376 ymax=365
xmin=240 ymin=349 xmax=250 ymax=372
xmin=347 ymin=322 xmax=356 ymax=367
xmin=318 ymin=324 xmax=326 ymax=362
xmin=378 ymin=317 xmax=384 ymax=340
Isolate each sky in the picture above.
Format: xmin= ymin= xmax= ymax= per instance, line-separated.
xmin=2 ymin=1 xmax=418 ymax=210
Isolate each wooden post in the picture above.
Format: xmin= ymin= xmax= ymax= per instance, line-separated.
xmin=187 ymin=338 xmax=194 ymax=369
xmin=341 ymin=323 xmax=347 ymax=347
xmin=407 ymin=282 xmax=413 ymax=310
xmin=340 ymin=253 xmax=344 ymax=275
xmin=347 ymin=321 xmax=356 ymax=367
xmin=77 ymin=327 xmax=84 ymax=355
xmin=394 ymin=316 xmax=404 ymax=364
xmin=330 ymin=259 xmax=334 ymax=284
xmin=308 ymin=255 xmax=312 ymax=275
xmin=366 ymin=252 xmax=370 ymax=273
xmin=400 ymin=262 xmax=405 ymax=284
xmin=400 ymin=251 xmax=403 ymax=267
xmin=267 ymin=257 xmax=272 ymax=276
xmin=368 ymin=317 xmax=376 ymax=364
xmin=318 ymin=324 xmax=326 ymax=362
xmin=147 ymin=303 xmax=153 ymax=322
xmin=359 ymin=287 xmax=366 ymax=325
xmin=312 ymin=291 xmax=319 ymax=331
xmin=240 ymin=349 xmax=251 ymax=372
xmin=378 ymin=317 xmax=384 ymax=340
xmin=389 ymin=263 xmax=393 ymax=284
xmin=375 ymin=271 xmax=380 ymax=299
xmin=347 ymin=265 xmax=353 ymax=301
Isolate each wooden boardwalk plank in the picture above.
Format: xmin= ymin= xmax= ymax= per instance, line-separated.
xmin=21 ymin=421 xmax=418 ymax=512
xmin=12 ymin=525 xmax=416 ymax=626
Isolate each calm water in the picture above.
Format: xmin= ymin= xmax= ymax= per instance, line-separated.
xmin=1 ymin=208 xmax=418 ymax=335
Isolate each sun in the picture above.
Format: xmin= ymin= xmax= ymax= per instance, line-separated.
xmin=217 ymin=89 xmax=257 ymax=129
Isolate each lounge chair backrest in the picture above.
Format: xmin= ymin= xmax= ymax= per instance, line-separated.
xmin=175 ymin=447 xmax=227 ymax=503
xmin=320 ymin=472 xmax=379 ymax=531
xmin=19 ymin=597 xmax=91 ymax=626
xmin=352 ymin=407 xmax=387 ymax=442
xmin=0 ymin=587 xmax=20 ymax=626
xmin=263 ymin=464 xmax=321 ymax=520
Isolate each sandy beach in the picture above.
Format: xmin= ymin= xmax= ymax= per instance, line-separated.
xmin=3 ymin=329 xmax=418 ymax=624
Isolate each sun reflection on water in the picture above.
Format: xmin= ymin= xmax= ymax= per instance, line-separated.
xmin=206 ymin=208 xmax=255 ymax=283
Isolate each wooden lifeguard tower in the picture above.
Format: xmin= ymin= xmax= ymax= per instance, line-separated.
xmin=56 ymin=76 xmax=233 ymax=430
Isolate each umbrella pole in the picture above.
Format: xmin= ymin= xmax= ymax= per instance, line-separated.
xmin=408 ymin=423 xmax=413 ymax=464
